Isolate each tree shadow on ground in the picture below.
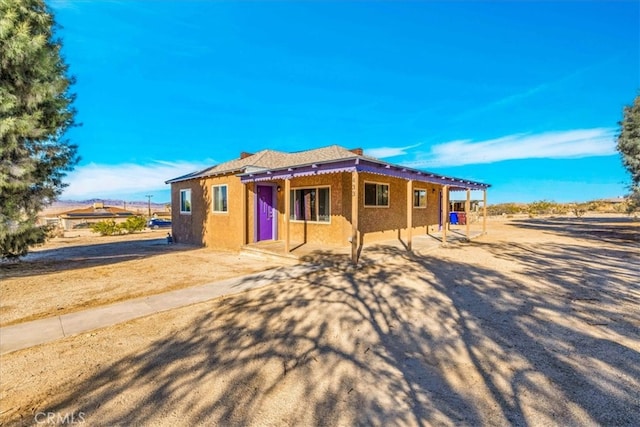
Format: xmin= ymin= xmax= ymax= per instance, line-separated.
xmin=0 ymin=238 xmax=197 ymax=279
xmin=9 ymin=232 xmax=640 ymax=426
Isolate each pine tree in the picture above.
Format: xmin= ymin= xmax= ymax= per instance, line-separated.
xmin=0 ymin=0 xmax=79 ymax=258
xmin=616 ymin=94 xmax=640 ymax=212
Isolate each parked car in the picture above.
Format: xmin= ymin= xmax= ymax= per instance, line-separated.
xmin=147 ymin=218 xmax=172 ymax=229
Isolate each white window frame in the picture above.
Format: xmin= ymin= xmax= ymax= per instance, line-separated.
xmin=180 ymin=189 xmax=192 ymax=214
xmin=212 ymin=184 xmax=228 ymax=214
xmin=289 ymin=186 xmax=331 ymax=224
xmin=364 ymin=181 xmax=390 ymax=208
xmin=413 ymin=188 xmax=427 ymax=208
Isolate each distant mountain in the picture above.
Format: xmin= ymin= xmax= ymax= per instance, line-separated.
xmin=55 ymin=198 xmax=170 ymax=207
xmin=43 ymin=199 xmax=171 ymax=215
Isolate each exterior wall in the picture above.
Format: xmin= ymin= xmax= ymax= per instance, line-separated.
xmin=267 ymin=173 xmax=350 ymax=246
xmin=171 ymin=179 xmax=206 ymax=245
xmin=172 ymin=170 xmax=450 ymax=250
xmin=171 ymin=174 xmax=246 ymax=250
xmin=202 ymin=175 xmax=246 ymax=250
xmin=355 ymin=172 xmax=442 ymax=245
xmin=269 ymin=172 xmax=446 ymax=247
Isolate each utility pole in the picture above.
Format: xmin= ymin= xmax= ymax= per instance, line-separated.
xmin=145 ymin=195 xmax=153 ymax=218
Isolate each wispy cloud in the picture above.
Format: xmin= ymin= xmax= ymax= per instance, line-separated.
xmin=364 ymin=143 xmax=421 ymax=159
xmin=452 ymin=58 xmax=617 ymax=123
xmin=405 ymin=128 xmax=617 ymax=168
xmin=61 ymin=160 xmax=213 ymax=199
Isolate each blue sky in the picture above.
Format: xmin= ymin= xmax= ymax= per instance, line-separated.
xmin=49 ymin=1 xmax=639 ymax=204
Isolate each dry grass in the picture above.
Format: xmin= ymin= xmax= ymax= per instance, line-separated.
xmin=0 ymin=230 xmax=281 ymax=327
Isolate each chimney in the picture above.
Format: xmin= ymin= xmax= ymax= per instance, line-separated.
xmin=240 ymin=152 xmax=254 ymax=159
xmin=349 ymin=148 xmax=363 ymax=156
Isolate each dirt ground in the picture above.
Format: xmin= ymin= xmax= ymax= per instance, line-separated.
xmin=0 ymin=230 xmax=281 ymax=327
xmin=1 ymin=215 xmax=639 ymax=426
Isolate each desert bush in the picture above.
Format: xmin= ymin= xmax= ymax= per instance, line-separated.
xmin=120 ymin=216 xmax=147 ymax=233
xmin=46 ymin=225 xmax=64 ymax=238
xmin=486 ymin=203 xmax=526 ymax=216
xmin=528 ymin=200 xmax=554 ymax=216
xmin=527 ymin=200 xmax=568 ymax=216
xmin=90 ymin=220 xmax=121 ymax=236
xmin=90 ymin=216 xmax=147 ymax=236
xmin=570 ymin=203 xmax=589 ymax=217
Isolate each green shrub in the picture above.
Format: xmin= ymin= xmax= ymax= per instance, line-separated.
xmin=90 ymin=220 xmax=121 ymax=236
xmin=528 ymin=200 xmax=567 ymax=216
xmin=90 ymin=216 xmax=147 ymax=236
xmin=120 ymin=216 xmax=147 ymax=233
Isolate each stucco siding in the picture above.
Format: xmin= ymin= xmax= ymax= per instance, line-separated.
xmin=171 ymin=174 xmax=246 ymax=249
xmin=267 ymin=173 xmax=349 ymax=246
xmin=172 ymin=169 xmax=455 ymax=250
xmin=201 ymin=175 xmax=246 ymax=250
xmin=356 ymin=173 xmax=443 ymax=244
xmin=171 ymin=180 xmax=205 ymax=245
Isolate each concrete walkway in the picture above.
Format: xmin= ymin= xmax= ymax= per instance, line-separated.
xmin=0 ymin=228 xmax=483 ymax=355
xmin=0 ymin=264 xmax=320 ymax=355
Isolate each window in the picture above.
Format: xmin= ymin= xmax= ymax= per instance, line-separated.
xmin=290 ymin=187 xmax=330 ymax=222
xmin=364 ymin=182 xmax=389 ymax=207
xmin=413 ymin=189 xmax=427 ymax=208
xmin=212 ymin=185 xmax=228 ymax=213
xmin=180 ymin=189 xmax=191 ymax=213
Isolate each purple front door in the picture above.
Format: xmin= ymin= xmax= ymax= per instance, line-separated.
xmin=257 ymin=185 xmax=274 ymax=241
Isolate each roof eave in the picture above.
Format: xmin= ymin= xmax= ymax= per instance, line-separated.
xmin=166 ymin=167 xmax=248 ymax=184
xmin=239 ymin=156 xmax=490 ymax=190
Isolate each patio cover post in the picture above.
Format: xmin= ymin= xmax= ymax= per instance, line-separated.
xmin=242 ymin=183 xmax=247 ymax=245
xmin=406 ymin=180 xmax=413 ymax=251
xmin=351 ymin=170 xmax=359 ymax=264
xmin=441 ymin=185 xmax=448 ymax=245
xmin=284 ymin=178 xmax=291 ymax=252
xmin=465 ymin=189 xmax=471 ymax=240
xmin=483 ymin=189 xmax=487 ymax=234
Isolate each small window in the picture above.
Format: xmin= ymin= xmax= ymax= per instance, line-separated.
xmin=212 ymin=185 xmax=228 ymax=213
xmin=290 ymin=187 xmax=330 ymax=222
xmin=180 ymin=189 xmax=191 ymax=214
xmin=414 ymin=189 xmax=427 ymax=208
xmin=364 ymin=182 xmax=389 ymax=207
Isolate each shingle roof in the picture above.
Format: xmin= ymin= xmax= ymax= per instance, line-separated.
xmin=166 ymin=145 xmax=362 ymax=183
xmin=166 ymin=144 xmax=490 ymax=190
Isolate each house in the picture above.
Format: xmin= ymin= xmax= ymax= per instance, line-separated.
xmin=166 ymin=145 xmax=490 ymax=262
xmin=57 ymin=202 xmax=137 ymax=231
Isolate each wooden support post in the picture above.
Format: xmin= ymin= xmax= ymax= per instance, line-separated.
xmin=441 ymin=185 xmax=448 ymax=245
xmin=351 ymin=171 xmax=359 ymax=264
xmin=406 ymin=180 xmax=413 ymax=251
xmin=483 ymin=189 xmax=488 ymax=235
xmin=284 ymin=178 xmax=291 ymax=253
xmin=241 ymin=183 xmax=247 ymax=245
xmin=427 ymin=185 xmax=432 ymax=236
xmin=465 ymin=189 xmax=471 ymax=240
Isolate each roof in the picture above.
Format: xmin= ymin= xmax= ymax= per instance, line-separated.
xmin=58 ymin=206 xmax=136 ymax=218
xmin=166 ymin=145 xmax=362 ymax=183
xmin=166 ymin=144 xmax=490 ymax=190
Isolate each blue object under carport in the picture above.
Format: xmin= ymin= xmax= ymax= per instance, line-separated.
xmin=449 ymin=212 xmax=459 ymax=225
